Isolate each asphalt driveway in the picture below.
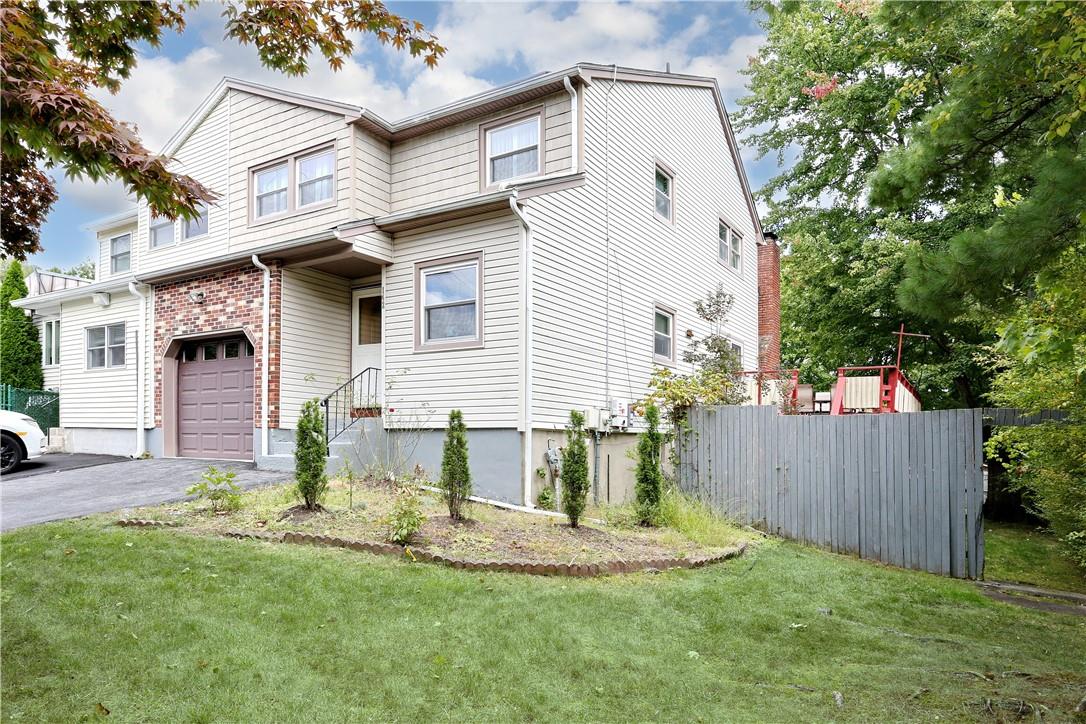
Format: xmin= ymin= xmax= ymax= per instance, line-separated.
xmin=2 ymin=452 xmax=130 ymax=481
xmin=1 ymin=457 xmax=288 ymax=531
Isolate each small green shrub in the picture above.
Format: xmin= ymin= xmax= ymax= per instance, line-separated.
xmin=635 ymin=404 xmax=665 ymax=526
xmin=560 ymin=410 xmax=590 ymax=528
xmin=439 ymin=409 xmax=472 ymax=520
xmin=187 ymin=466 xmax=242 ymax=513
xmin=384 ymin=484 xmax=426 ymax=544
xmin=295 ymin=398 xmax=328 ymax=510
xmin=536 ymin=486 xmax=555 ymax=511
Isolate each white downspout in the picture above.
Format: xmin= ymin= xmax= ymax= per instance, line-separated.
xmin=128 ymin=281 xmax=149 ymax=458
xmin=251 ymin=255 xmax=271 ymax=460
xmin=509 ymin=192 xmax=534 ymax=508
xmin=563 ymin=76 xmax=579 ymax=173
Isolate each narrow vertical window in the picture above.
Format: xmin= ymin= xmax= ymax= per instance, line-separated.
xmin=654 ymin=166 xmax=673 ymax=221
xmin=719 ymin=220 xmax=742 ymax=272
xmin=44 ymin=319 xmax=60 ymax=365
xmin=110 ymin=234 xmax=131 ymax=273
xmin=654 ymin=307 xmax=674 ymax=363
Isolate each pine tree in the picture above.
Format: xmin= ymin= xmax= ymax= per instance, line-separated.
xmin=294 ymin=399 xmax=328 ymax=510
xmin=0 ymin=261 xmax=43 ymax=389
xmin=560 ymin=410 xmax=590 ymax=528
xmin=439 ymin=409 xmax=472 ymax=520
xmin=635 ymin=404 xmax=665 ymax=526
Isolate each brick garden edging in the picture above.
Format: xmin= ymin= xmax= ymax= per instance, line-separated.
xmin=116 ymin=521 xmax=747 ymax=576
xmin=229 ymin=528 xmax=747 ymax=577
xmin=116 ymin=520 xmax=747 ymax=576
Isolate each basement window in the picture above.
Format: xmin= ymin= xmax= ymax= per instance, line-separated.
xmin=654 ymin=306 xmax=675 ymax=364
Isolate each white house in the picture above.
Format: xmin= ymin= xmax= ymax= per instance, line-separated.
xmin=15 ymin=63 xmax=778 ymax=506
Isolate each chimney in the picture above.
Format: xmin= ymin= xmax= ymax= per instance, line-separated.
xmin=757 ymin=232 xmax=782 ymax=371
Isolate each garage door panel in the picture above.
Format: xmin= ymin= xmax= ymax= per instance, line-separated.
xmin=177 ymin=337 xmax=255 ymax=461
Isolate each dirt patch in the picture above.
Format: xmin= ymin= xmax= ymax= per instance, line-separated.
xmin=277 ymin=504 xmax=327 ymax=523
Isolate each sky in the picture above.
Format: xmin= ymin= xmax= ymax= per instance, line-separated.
xmin=31 ymin=0 xmax=779 ymax=272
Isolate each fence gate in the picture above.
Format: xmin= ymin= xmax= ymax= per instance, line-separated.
xmin=676 ymin=406 xmax=985 ymax=578
xmin=0 ymin=384 xmax=60 ymax=432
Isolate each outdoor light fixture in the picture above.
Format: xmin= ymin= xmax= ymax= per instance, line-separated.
xmin=188 ymin=290 xmax=206 ymax=304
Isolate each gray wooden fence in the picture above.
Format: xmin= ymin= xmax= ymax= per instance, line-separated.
xmin=676 ymin=406 xmax=985 ymax=578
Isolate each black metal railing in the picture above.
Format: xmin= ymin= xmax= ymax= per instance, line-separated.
xmin=319 ymin=367 xmax=383 ymax=445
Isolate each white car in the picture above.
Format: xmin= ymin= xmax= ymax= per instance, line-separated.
xmin=0 ymin=410 xmax=47 ymax=475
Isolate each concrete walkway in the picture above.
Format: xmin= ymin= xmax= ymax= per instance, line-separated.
xmin=1 ymin=458 xmax=288 ymax=531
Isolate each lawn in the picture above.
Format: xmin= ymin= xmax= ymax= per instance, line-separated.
xmin=3 ymin=520 xmax=1084 ymax=722
xmin=984 ymin=521 xmax=1086 ymax=594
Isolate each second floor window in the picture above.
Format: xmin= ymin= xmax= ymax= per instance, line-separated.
xmin=655 ymin=166 xmax=673 ymax=221
xmin=182 ymin=203 xmax=209 ymax=239
xmin=719 ymin=220 xmax=742 ymax=271
xmin=110 ymin=234 xmax=131 ymax=274
xmin=149 ymin=216 xmax=174 ymax=248
xmin=87 ymin=323 xmax=125 ymax=369
xmin=297 ymin=149 xmax=335 ymax=207
xmin=255 ymin=163 xmax=289 ymax=218
xmin=486 ymin=115 xmax=540 ymax=185
xmin=43 ymin=319 xmax=60 ymax=366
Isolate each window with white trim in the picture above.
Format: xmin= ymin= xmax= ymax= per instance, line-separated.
xmin=110 ymin=233 xmax=131 ymax=273
xmin=420 ymin=259 xmax=480 ymax=346
xmin=149 ymin=216 xmax=174 ymax=248
xmin=43 ymin=319 xmax=60 ymax=366
xmin=297 ymin=149 xmax=335 ymax=207
xmin=182 ymin=202 xmax=209 ymax=239
xmin=654 ymin=166 xmax=673 ymax=221
xmin=485 ymin=115 xmax=540 ymax=185
xmin=719 ymin=220 xmax=742 ymax=272
xmin=654 ymin=307 xmax=674 ymax=363
xmin=87 ymin=323 xmax=125 ymax=369
xmin=254 ymin=162 xmax=289 ymax=219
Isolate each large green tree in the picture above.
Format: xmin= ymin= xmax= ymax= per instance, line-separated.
xmin=0 ymin=261 xmax=43 ymax=390
xmin=0 ymin=0 xmax=444 ymax=258
xmin=736 ymin=0 xmax=997 ymax=407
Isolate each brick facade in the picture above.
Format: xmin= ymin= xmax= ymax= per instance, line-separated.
xmin=757 ymin=234 xmax=782 ymax=371
xmin=152 ymin=263 xmax=282 ymax=428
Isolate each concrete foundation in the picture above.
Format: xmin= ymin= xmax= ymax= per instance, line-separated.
xmin=529 ymin=429 xmax=641 ymax=507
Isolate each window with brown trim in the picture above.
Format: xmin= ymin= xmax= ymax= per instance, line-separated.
xmin=482 ymin=110 xmax=543 ymax=187
xmin=415 ymin=253 xmax=484 ymax=351
xmin=250 ymin=144 xmax=336 ymax=223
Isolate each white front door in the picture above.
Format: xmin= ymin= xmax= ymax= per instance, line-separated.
xmin=351 ymin=287 xmax=382 ymax=386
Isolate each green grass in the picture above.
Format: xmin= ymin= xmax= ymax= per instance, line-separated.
xmin=3 ymin=521 xmax=1085 ymax=722
xmin=985 ymin=521 xmax=1086 ymax=594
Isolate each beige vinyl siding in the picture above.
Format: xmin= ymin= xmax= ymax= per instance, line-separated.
xmin=278 ymin=268 xmax=351 ymax=428
xmin=96 ymin=223 xmax=137 ymax=282
xmin=389 ymin=93 xmax=572 ymax=212
xmin=56 ymin=292 xmax=140 ymax=429
xmin=139 ymin=96 xmax=230 ymax=276
xmin=227 ymin=90 xmax=355 ymax=251
xmin=354 ymin=125 xmax=391 ymax=217
xmin=383 ymin=211 xmax=521 ymax=428
xmin=528 ymin=81 xmax=759 ymax=430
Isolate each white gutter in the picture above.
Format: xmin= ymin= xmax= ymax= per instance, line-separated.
xmin=563 ymin=76 xmax=579 ymax=172
xmin=128 ymin=281 xmax=150 ymax=458
xmin=251 ymin=255 xmax=271 ymax=459
xmin=508 ymin=192 xmax=534 ymax=508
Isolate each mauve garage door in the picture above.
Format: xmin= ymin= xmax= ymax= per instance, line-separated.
xmin=178 ymin=338 xmax=255 ymax=460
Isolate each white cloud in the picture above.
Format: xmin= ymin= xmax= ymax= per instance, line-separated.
xmin=62 ymin=2 xmax=765 ymax=220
